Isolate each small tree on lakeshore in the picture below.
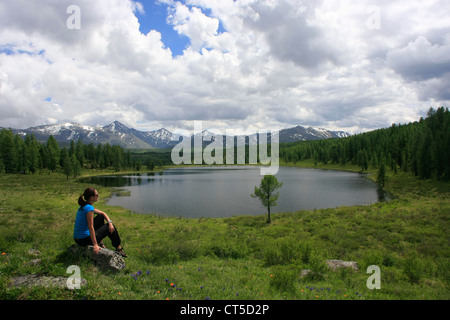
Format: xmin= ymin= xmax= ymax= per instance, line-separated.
xmin=251 ymin=175 xmax=283 ymax=224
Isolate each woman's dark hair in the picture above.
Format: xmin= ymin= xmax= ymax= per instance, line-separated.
xmin=78 ymin=188 xmax=97 ymax=207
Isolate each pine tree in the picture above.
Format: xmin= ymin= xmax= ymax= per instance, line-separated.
xmin=251 ymin=175 xmax=283 ymax=224
xmin=0 ymin=129 xmax=18 ymax=173
xmin=418 ymin=128 xmax=432 ymax=179
xmin=61 ymin=147 xmax=72 ymax=180
xmin=377 ymin=162 xmax=386 ymax=188
xmin=84 ymin=143 xmax=96 ymax=168
xmin=25 ymin=134 xmax=40 ymax=174
xmin=75 ymin=139 xmax=84 ymax=166
xmin=112 ymin=145 xmax=124 ymax=172
xmin=71 ymin=153 xmax=82 ymax=178
xmin=357 ymin=149 xmax=369 ymax=172
xmin=46 ymin=135 xmax=60 ymax=172
xmin=15 ymin=134 xmax=27 ymax=173
xmin=443 ymin=112 xmax=450 ymax=180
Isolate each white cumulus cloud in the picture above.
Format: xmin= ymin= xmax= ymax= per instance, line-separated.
xmin=0 ymin=0 xmax=449 ymax=134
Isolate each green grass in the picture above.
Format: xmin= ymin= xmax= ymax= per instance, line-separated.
xmin=0 ymin=163 xmax=449 ymax=300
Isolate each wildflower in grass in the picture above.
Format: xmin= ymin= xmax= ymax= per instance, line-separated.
xmin=165 ymin=279 xmax=169 ymax=282
xmin=200 ymin=286 xmax=204 ymax=289
xmin=236 ymin=293 xmax=239 ymax=296
xmin=146 ymin=270 xmax=150 ymax=275
xmin=1 ymin=252 xmax=5 ymax=255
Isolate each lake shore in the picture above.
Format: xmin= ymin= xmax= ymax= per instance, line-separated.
xmin=83 ymin=164 xmax=381 ymax=218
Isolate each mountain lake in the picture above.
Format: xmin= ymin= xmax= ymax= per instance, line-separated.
xmin=78 ymin=166 xmax=385 ymax=218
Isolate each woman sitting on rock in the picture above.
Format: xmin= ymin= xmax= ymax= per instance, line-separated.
xmin=73 ymin=187 xmax=127 ymax=257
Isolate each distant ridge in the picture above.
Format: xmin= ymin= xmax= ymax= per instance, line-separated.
xmin=5 ymin=121 xmax=351 ymax=149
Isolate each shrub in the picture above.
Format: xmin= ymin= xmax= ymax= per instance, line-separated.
xmin=403 ymin=254 xmax=424 ymax=284
xmin=269 ymin=266 xmax=297 ymax=293
xmin=307 ymin=255 xmax=328 ymax=281
xmin=264 ymin=247 xmax=281 ymax=266
xmin=279 ymin=241 xmax=297 ymax=264
xmin=263 ymin=238 xmax=302 ymax=266
xmin=174 ymin=241 xmax=201 ymax=260
xmin=299 ymin=242 xmax=312 ymax=264
xmin=209 ymin=242 xmax=248 ymax=259
xmin=362 ymin=249 xmax=384 ymax=270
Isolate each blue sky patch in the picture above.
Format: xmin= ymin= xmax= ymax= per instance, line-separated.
xmin=135 ymin=0 xmax=190 ymax=56
xmin=134 ymin=1 xmax=227 ymax=56
xmin=0 ymin=46 xmax=15 ymax=55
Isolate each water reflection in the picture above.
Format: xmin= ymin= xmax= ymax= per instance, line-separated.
xmin=79 ymin=166 xmax=382 ymax=218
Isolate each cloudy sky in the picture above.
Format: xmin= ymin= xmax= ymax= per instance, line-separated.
xmin=0 ymin=0 xmax=449 ymax=135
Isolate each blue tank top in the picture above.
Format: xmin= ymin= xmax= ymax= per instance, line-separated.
xmin=73 ymin=204 xmax=94 ymax=239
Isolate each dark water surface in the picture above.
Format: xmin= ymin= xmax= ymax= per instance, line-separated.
xmin=79 ymin=166 xmax=382 ymax=218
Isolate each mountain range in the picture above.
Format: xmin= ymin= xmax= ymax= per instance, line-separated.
xmin=6 ymin=121 xmax=351 ymax=149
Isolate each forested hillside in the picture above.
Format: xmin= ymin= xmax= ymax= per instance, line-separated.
xmin=280 ymin=107 xmax=450 ymax=180
xmin=1 ymin=107 xmax=449 ymax=181
xmin=0 ymin=133 xmax=132 ymax=176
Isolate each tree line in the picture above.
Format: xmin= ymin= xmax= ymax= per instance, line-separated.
xmin=280 ymin=107 xmax=450 ymax=181
xmin=0 ymin=132 xmax=136 ymax=178
xmin=1 ymin=106 xmax=448 ymax=181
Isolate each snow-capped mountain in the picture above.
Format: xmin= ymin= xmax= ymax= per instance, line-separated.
xmin=9 ymin=121 xmax=180 ymax=149
xmin=279 ymin=125 xmax=351 ymax=142
xmin=7 ymin=121 xmax=350 ymax=149
xmin=102 ymin=121 xmax=182 ymax=149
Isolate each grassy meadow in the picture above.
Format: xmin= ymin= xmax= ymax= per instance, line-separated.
xmin=0 ymin=162 xmax=449 ymax=300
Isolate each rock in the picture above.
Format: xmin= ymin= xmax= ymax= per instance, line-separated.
xmin=300 ymin=269 xmax=312 ymax=278
xmin=11 ymin=274 xmax=87 ymax=290
xmin=68 ymin=244 xmax=125 ymax=272
xmin=27 ymin=259 xmax=41 ymax=266
xmin=326 ymin=259 xmax=358 ymax=271
xmin=28 ymin=249 xmax=41 ymax=256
